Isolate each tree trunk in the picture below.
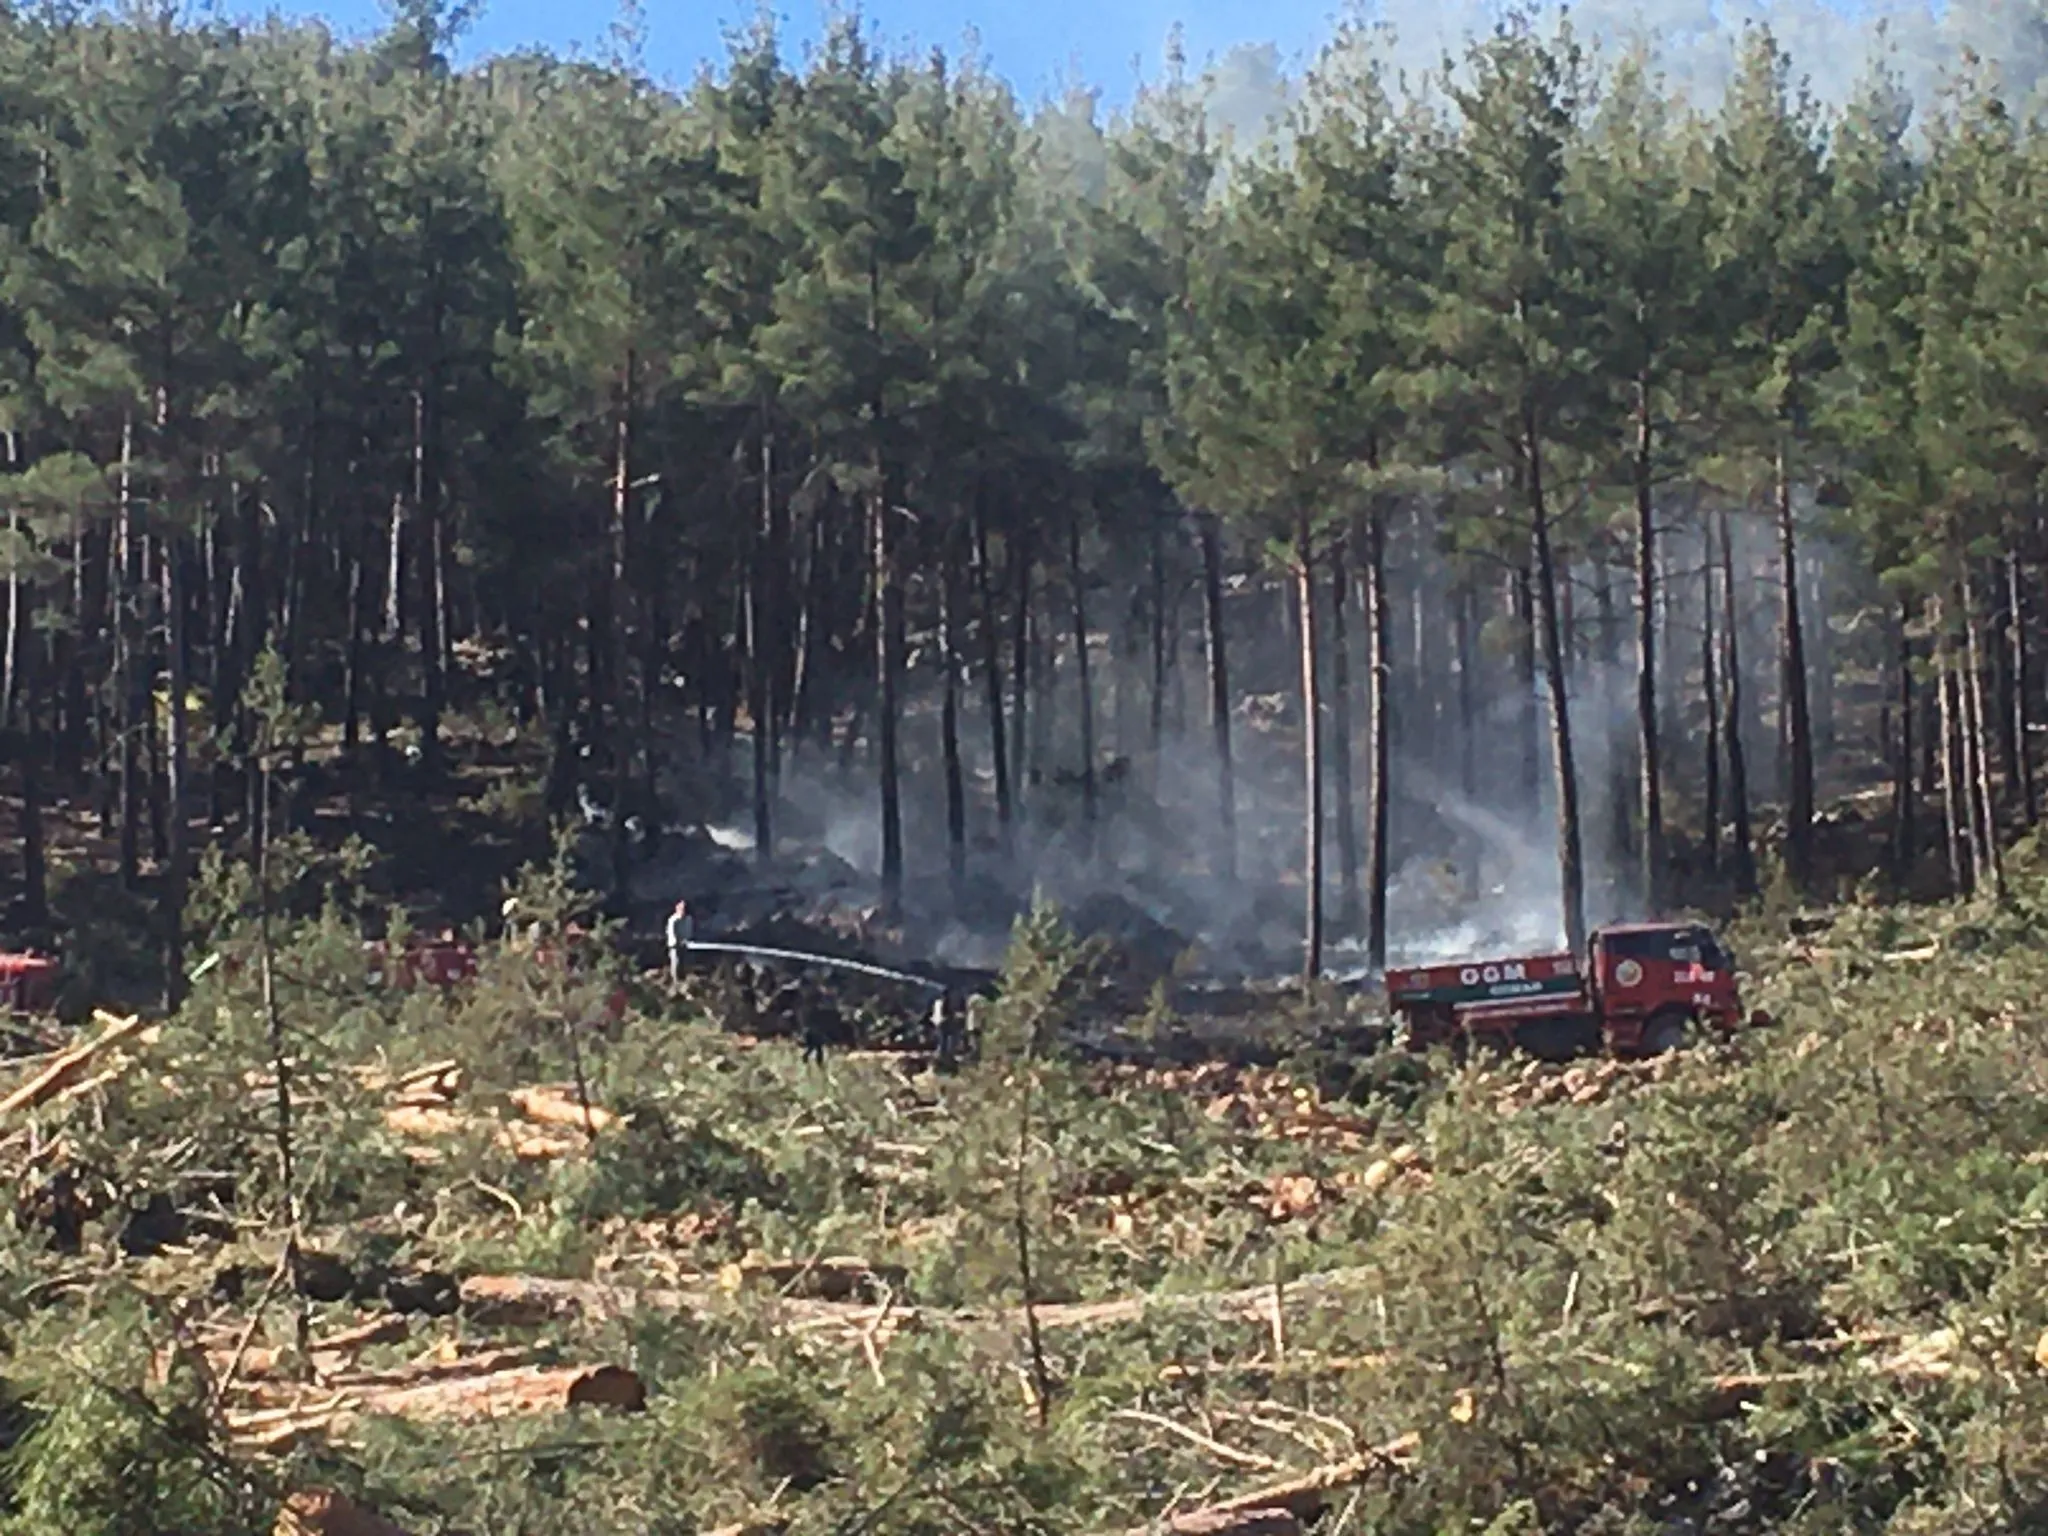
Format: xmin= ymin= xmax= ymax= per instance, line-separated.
xmin=1513 ymin=561 xmax=1540 ymax=817
xmin=413 ymin=388 xmax=444 ymax=772
xmin=1011 ymin=527 xmax=1032 ymax=808
xmin=1329 ymin=535 xmax=1360 ymax=931
xmin=1068 ymin=514 xmax=1098 ymax=856
xmin=1935 ymin=602 xmax=1968 ymax=894
xmin=1454 ymin=576 xmax=1477 ymax=801
xmin=1702 ymin=523 xmax=1721 ymax=875
xmin=2008 ymin=547 xmax=2037 ymax=824
xmin=1963 ymin=570 xmax=2004 ymax=900
xmin=1149 ymin=513 xmax=1168 ymax=764
xmin=1720 ymin=512 xmax=1755 ymax=896
xmin=117 ymin=417 xmax=142 ymax=888
xmin=162 ymin=534 xmax=190 ymax=1006
xmin=1295 ymin=514 xmax=1324 ymax=984
xmin=15 ymin=609 xmax=45 ymax=927
xmin=1776 ymin=442 xmax=1814 ymax=886
xmin=872 ymin=472 xmax=904 ymax=917
xmin=1201 ymin=516 xmax=1236 ymax=881
xmin=1527 ymin=422 xmax=1586 ymax=956
xmin=941 ymin=529 xmax=966 ymax=892
xmin=1635 ymin=383 xmax=1663 ymax=910
xmin=2 ymin=508 xmax=18 ymax=734
xmin=973 ymin=504 xmax=1012 ymax=838
xmin=1365 ymin=502 xmax=1392 ymax=970
xmin=1890 ymin=602 xmax=1914 ymax=882
xmin=750 ymin=428 xmax=774 ymax=864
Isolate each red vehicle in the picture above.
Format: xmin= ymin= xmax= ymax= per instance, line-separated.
xmin=364 ymin=934 xmax=481 ymax=990
xmin=0 ymin=952 xmax=62 ymax=1014
xmin=1385 ymin=922 xmax=1750 ymax=1060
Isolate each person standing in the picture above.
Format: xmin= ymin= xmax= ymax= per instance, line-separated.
xmin=666 ymin=900 xmax=694 ymax=985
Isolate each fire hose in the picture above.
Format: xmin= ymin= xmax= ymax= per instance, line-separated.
xmin=679 ymin=941 xmax=950 ymax=993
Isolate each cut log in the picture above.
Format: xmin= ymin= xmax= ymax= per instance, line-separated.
xmin=383 ymin=1105 xmax=468 ymax=1139
xmin=460 ymin=1273 xmax=699 ymax=1327
xmin=226 ymin=1362 xmax=646 ymax=1447
xmin=1 ymin=1012 xmax=154 ymax=1115
xmin=1159 ymin=1512 xmax=1301 ymax=1536
xmin=508 ymin=1085 xmax=627 ymax=1133
xmin=275 ymin=1487 xmax=413 ymax=1536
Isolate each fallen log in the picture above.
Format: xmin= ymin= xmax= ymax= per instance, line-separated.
xmin=1 ymin=1012 xmax=154 ymax=1116
xmin=226 ymin=1362 xmax=646 ymax=1448
xmin=1124 ymin=1434 xmax=1420 ymax=1535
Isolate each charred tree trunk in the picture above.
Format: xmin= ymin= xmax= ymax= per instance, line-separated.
xmin=1365 ymin=502 xmax=1392 ymax=970
xmin=1528 ymin=425 xmax=1586 ymax=957
xmin=973 ymin=504 xmax=1012 ymax=838
xmin=1295 ymin=514 xmax=1324 ymax=984
xmin=1635 ymin=385 xmax=1663 ymax=910
xmin=1720 ymin=512 xmax=1755 ymax=896
xmin=1776 ymin=442 xmax=1815 ymax=887
xmin=1201 ymin=516 xmax=1236 ymax=881
xmin=1329 ymin=535 xmax=1360 ymax=931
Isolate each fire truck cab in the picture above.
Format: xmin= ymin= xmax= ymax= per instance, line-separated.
xmin=1386 ymin=921 xmax=1747 ymax=1060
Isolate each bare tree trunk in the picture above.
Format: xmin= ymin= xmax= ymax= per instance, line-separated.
xmin=1295 ymin=514 xmax=1324 ymax=983
xmin=1068 ymin=514 xmax=1097 ymax=860
xmin=2 ymin=508 xmax=17 ymax=734
xmin=1149 ymin=513 xmax=1168 ymax=765
xmin=1635 ymin=383 xmax=1663 ymax=910
xmin=941 ymin=529 xmax=966 ymax=892
xmin=162 ymin=534 xmax=190 ymax=1006
xmin=1329 ymin=535 xmax=1360 ymax=931
xmin=1528 ymin=422 xmax=1586 ymax=956
xmin=117 ymin=416 xmax=142 ymax=888
xmin=1365 ymin=502 xmax=1392 ymax=970
xmin=1454 ymin=575 xmax=1477 ymax=801
xmin=1513 ymin=561 xmax=1540 ymax=817
xmin=872 ymin=469 xmax=904 ymax=917
xmin=750 ymin=427 xmax=774 ymax=863
xmin=413 ymin=388 xmax=445 ymax=772
xmin=1702 ymin=524 xmax=1721 ymax=874
xmin=2008 ymin=547 xmax=2037 ymax=824
xmin=15 ymin=609 xmax=45 ymax=927
xmin=1935 ymin=602 xmax=1969 ymax=894
xmin=1891 ymin=606 xmax=1914 ymax=882
xmin=973 ymin=504 xmax=1012 ymax=837
xmin=1963 ymin=570 xmax=2005 ymax=899
xmin=1011 ymin=528 xmax=1032 ymax=810
xmin=1201 ymin=516 xmax=1236 ymax=881
xmin=1720 ymin=512 xmax=1755 ymax=896
xmin=1776 ymin=442 xmax=1815 ymax=886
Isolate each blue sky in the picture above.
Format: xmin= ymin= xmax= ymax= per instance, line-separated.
xmin=268 ymin=0 xmax=1359 ymax=104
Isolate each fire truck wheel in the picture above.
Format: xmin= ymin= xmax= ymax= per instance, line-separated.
xmin=1643 ymin=1008 xmax=1692 ymax=1056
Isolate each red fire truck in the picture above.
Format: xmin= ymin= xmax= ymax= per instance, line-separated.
xmin=1384 ymin=921 xmax=1752 ymax=1060
xmin=0 ymin=952 xmax=63 ymax=1014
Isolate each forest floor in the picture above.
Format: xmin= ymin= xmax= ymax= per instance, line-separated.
xmin=8 ymin=743 xmax=2048 ymax=1533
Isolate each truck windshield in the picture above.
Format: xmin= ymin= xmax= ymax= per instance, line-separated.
xmin=1603 ymin=927 xmax=1730 ymax=968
